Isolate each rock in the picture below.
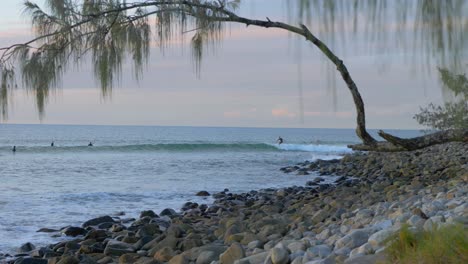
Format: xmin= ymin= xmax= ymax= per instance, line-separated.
xmin=36 ymin=228 xmax=58 ymax=233
xmin=160 ymin=208 xmax=178 ymax=217
xmin=85 ymin=229 xmax=108 ymax=241
xmin=119 ymin=253 xmax=141 ymax=264
xmin=335 ymin=229 xmax=370 ymax=249
xmin=196 ymin=251 xmax=219 ymax=264
xmin=169 ymin=254 xmax=189 ymax=264
xmin=154 ymin=247 xmax=175 ymax=262
xmin=82 ymin=216 xmax=116 ymax=227
xmin=307 ymin=244 xmax=332 ymax=259
xmin=104 ymin=240 xmax=135 ymax=256
xmin=62 ymin=226 xmax=87 ymax=237
xmin=343 ymin=251 xmax=386 ymax=264
xmin=56 ymin=256 xmax=80 ymax=264
xmin=411 ymin=208 xmax=428 ymax=220
xmin=368 ymin=228 xmax=396 ymax=250
xmin=196 ymin=191 xmax=211 ymax=196
xmin=166 ymin=225 xmax=185 ymax=238
xmin=406 ymin=215 xmax=425 ymax=229
xmin=270 ymin=247 xmax=289 ymax=264
xmin=287 ymin=242 xmax=306 ymax=253
xmin=136 ymin=223 xmax=161 ymax=237
xmin=311 ymin=210 xmax=330 ymax=224
xmin=140 ymin=210 xmax=158 ymax=218
xmin=220 ymin=242 xmax=246 ymax=264
xmin=233 ymin=252 xmax=269 ymax=264
xmin=247 ymin=240 xmax=263 ymax=250
xmin=17 ymin=242 xmax=35 ymax=253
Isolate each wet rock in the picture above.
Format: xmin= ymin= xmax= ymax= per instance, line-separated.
xmin=103 ymin=240 xmax=135 ymax=256
xmin=140 ymin=210 xmax=158 ymax=218
xmin=160 ymin=208 xmax=178 ymax=217
xmin=196 ymin=191 xmax=211 ymax=196
xmin=17 ymin=243 xmax=35 ymax=253
xmin=82 ymin=216 xmax=116 ymax=228
xmin=62 ymin=226 xmax=87 ymax=237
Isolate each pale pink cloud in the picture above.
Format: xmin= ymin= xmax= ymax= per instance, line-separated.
xmin=272 ymin=108 xmax=296 ymax=118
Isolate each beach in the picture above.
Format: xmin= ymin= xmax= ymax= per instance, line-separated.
xmin=1 ymin=126 xmax=466 ymax=263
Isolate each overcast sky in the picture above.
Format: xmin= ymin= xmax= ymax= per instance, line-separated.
xmin=0 ymin=0 xmax=449 ymax=129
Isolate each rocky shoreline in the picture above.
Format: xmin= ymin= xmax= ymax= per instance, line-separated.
xmin=1 ymin=142 xmax=467 ymax=264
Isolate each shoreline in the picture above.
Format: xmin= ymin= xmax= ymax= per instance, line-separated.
xmin=1 ymin=142 xmax=467 ymax=264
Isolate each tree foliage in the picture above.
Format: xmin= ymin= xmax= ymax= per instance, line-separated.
xmin=414 ymin=68 xmax=468 ymax=130
xmin=0 ymin=0 xmax=466 ymax=120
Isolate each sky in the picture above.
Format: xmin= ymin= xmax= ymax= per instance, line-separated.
xmin=0 ymin=0 xmax=454 ymax=129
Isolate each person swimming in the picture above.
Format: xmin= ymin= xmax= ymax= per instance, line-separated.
xmin=88 ymin=142 xmax=93 ymax=147
xmin=12 ymin=146 xmax=16 ymax=152
xmin=277 ymin=136 xmax=283 ymax=145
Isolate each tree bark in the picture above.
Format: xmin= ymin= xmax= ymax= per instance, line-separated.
xmin=377 ymin=129 xmax=468 ymax=150
xmin=349 ymin=129 xmax=468 ymax=151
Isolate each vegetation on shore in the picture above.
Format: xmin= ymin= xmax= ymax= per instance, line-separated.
xmin=385 ymin=224 xmax=468 ymax=264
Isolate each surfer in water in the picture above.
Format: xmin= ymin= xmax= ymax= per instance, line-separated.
xmin=51 ymin=141 xmax=54 ymax=147
xmin=277 ymin=136 xmax=284 ymax=145
xmin=12 ymin=146 xmax=16 ymax=152
xmin=88 ymin=142 xmax=93 ymax=147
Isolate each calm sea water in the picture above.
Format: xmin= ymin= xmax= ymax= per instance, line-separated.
xmin=0 ymin=124 xmax=420 ymax=253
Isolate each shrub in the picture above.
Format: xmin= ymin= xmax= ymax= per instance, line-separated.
xmin=385 ymin=224 xmax=468 ymax=264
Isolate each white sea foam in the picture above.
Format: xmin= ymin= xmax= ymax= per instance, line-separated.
xmin=273 ymin=143 xmax=352 ymax=153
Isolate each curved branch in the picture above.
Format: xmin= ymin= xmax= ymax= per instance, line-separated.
xmin=378 ymin=129 xmax=468 ymax=150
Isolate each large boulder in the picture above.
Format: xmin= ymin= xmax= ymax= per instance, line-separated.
xmin=335 ymin=229 xmax=370 ymax=250
xmin=220 ymin=243 xmax=246 ymax=264
xmin=17 ymin=242 xmax=35 ymax=253
xmin=270 ymin=247 xmax=289 ymax=264
xmin=62 ymin=226 xmax=87 ymax=237
xmin=104 ymin=240 xmax=135 ymax=256
xmin=82 ymin=216 xmax=116 ymax=228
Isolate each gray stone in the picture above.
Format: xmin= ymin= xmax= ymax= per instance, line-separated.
xmin=234 ymin=252 xmax=269 ymax=264
xmin=82 ymin=216 xmax=115 ymax=227
xmin=220 ymin=242 xmax=246 ymax=264
xmin=17 ymin=243 xmax=35 ymax=253
xmin=62 ymin=226 xmax=87 ymax=237
xmin=160 ymin=208 xmax=178 ymax=217
xmin=196 ymin=251 xmax=219 ymax=264
xmin=343 ymin=252 xmax=386 ymax=264
xmin=287 ymin=242 xmax=306 ymax=253
xmin=270 ymin=248 xmax=289 ymax=264
xmin=406 ymin=215 xmax=425 ymax=229
xmin=104 ymin=240 xmax=135 ymax=256
xmin=248 ymin=240 xmax=263 ymax=250
xmin=335 ymin=229 xmax=369 ymax=249
xmin=311 ymin=210 xmax=330 ymax=224
xmin=368 ymin=229 xmax=396 ymax=250
xmin=307 ymin=245 xmax=332 ymax=259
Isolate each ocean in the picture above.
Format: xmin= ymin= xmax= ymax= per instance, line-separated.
xmin=0 ymin=124 xmax=420 ymax=253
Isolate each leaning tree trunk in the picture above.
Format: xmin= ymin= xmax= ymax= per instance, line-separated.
xmin=221 ymin=15 xmax=465 ymax=151
xmin=219 ymin=14 xmax=378 ymax=146
xmin=299 ymin=25 xmax=377 ymax=146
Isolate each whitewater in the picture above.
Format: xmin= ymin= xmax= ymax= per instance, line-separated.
xmin=0 ymin=124 xmax=419 ymax=253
